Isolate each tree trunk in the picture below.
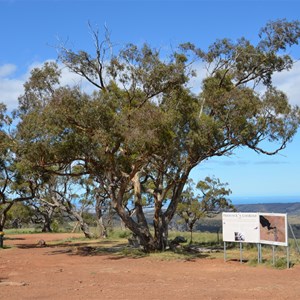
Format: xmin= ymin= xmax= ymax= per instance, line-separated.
xmin=189 ymin=221 xmax=196 ymax=244
xmin=41 ymin=207 xmax=54 ymax=232
xmin=109 ymin=169 xmax=191 ymax=252
xmin=72 ymin=210 xmax=92 ymax=239
xmin=153 ymin=201 xmax=168 ymax=251
xmin=96 ymin=215 xmax=107 ymax=238
xmin=42 ymin=221 xmax=52 ymax=232
xmin=107 ymin=168 xmax=192 ymax=252
xmin=110 ymin=178 xmax=156 ymax=251
xmin=80 ymin=222 xmax=92 ymax=239
xmin=116 ymin=202 xmax=169 ymax=252
xmin=55 ymin=199 xmax=92 ymax=239
xmin=116 ymin=204 xmax=155 ymax=251
xmin=95 ymin=197 xmax=107 ymax=238
xmin=72 ymin=221 xmax=79 ymax=233
xmin=0 ymin=202 xmax=14 ymax=232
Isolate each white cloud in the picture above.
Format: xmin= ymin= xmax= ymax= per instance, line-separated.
xmin=187 ymin=61 xmax=208 ymax=94
xmin=0 ymin=67 xmax=24 ymax=111
xmin=59 ymin=65 xmax=97 ymax=95
xmin=0 ymin=61 xmax=98 ymax=111
xmin=0 ymin=78 xmax=24 ymax=108
xmin=0 ymin=64 xmax=17 ymax=78
xmin=189 ymin=60 xmax=300 ymax=106
xmin=273 ymin=61 xmax=300 ymax=106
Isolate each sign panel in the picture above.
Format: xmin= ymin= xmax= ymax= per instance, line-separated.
xmin=222 ymin=212 xmax=259 ymax=243
xmin=222 ymin=212 xmax=288 ymax=246
xmin=259 ymin=213 xmax=288 ymax=246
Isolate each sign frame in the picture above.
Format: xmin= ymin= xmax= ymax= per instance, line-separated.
xmin=222 ymin=212 xmax=288 ymax=246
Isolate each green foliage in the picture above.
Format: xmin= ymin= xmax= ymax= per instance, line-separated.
xmin=6 ymin=202 xmax=34 ymax=228
xmin=82 ymin=211 xmax=97 ymax=227
xmin=196 ymin=176 xmax=234 ymax=215
xmin=258 ymin=19 xmax=300 ymax=52
xmin=177 ymin=177 xmax=233 ymax=242
xmin=50 ymin=219 xmax=60 ymax=233
xmin=117 ymin=230 xmax=133 ymax=239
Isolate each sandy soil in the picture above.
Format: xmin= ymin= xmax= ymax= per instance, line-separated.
xmin=1 ymin=233 xmax=300 ymax=300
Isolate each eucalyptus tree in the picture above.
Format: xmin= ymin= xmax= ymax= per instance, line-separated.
xmin=0 ymin=104 xmax=36 ymax=231
xmin=31 ymin=172 xmax=95 ymax=238
xmin=29 ymin=198 xmax=58 ymax=232
xmin=6 ymin=202 xmax=34 ymax=229
xmin=177 ymin=177 xmax=233 ymax=243
xmin=16 ymin=20 xmax=300 ymax=251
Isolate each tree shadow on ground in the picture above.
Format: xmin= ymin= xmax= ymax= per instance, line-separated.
xmin=11 ymin=236 xmax=112 ymax=248
xmin=13 ymin=238 xmax=124 ymax=249
xmin=46 ymin=243 xmax=128 ymax=257
xmin=13 ymin=243 xmax=47 ymax=249
xmin=227 ymin=258 xmax=249 ymax=263
xmin=4 ymin=237 xmax=25 ymax=241
xmin=8 ymin=238 xmax=213 ymax=261
xmin=43 ymin=242 xmax=212 ymax=261
xmin=0 ymin=277 xmax=8 ymax=282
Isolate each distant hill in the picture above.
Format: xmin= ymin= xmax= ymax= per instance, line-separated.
xmin=235 ymin=202 xmax=300 ymax=215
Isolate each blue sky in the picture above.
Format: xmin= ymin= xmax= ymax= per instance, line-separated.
xmin=1 ymin=0 xmax=300 ymax=200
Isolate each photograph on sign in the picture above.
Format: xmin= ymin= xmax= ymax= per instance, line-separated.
xmin=259 ymin=213 xmax=288 ymax=246
xmin=222 ymin=213 xmax=259 ymax=243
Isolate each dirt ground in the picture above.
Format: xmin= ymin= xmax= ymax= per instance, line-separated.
xmin=1 ymin=233 xmax=300 ymax=299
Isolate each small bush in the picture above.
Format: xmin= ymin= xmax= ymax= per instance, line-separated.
xmin=107 ymin=228 xmax=132 ymax=239
xmin=51 ymin=220 xmax=60 ymax=233
xmin=274 ymin=257 xmax=293 ymax=269
xmin=118 ymin=230 xmax=132 ymax=239
xmin=247 ymin=258 xmax=258 ymax=267
xmin=121 ymin=247 xmax=147 ymax=258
